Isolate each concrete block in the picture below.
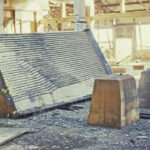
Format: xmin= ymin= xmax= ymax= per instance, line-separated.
xmin=138 ymin=69 xmax=150 ymax=108
xmin=88 ymin=74 xmax=139 ymax=129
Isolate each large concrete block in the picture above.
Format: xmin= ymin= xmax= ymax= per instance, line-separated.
xmin=138 ymin=69 xmax=150 ymax=108
xmin=88 ymin=74 xmax=139 ymax=129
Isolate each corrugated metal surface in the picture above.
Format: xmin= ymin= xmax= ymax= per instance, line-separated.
xmin=0 ymin=29 xmax=111 ymax=116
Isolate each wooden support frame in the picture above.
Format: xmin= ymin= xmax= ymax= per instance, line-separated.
xmin=33 ymin=11 xmax=37 ymax=32
xmin=139 ymin=24 xmax=143 ymax=50
xmin=86 ymin=6 xmax=91 ymax=28
xmin=132 ymin=25 xmax=137 ymax=60
xmin=39 ymin=17 xmax=75 ymax=24
xmin=98 ymin=1 xmax=150 ymax=8
xmin=92 ymin=11 xmax=150 ymax=21
xmin=11 ymin=10 xmax=16 ymax=33
xmin=120 ymin=0 xmax=125 ymax=13
xmin=19 ymin=20 xmax=22 ymax=33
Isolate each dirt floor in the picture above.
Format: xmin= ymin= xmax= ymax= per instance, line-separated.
xmin=0 ymin=101 xmax=150 ymax=150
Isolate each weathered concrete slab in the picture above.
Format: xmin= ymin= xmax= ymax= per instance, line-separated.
xmin=88 ymin=74 xmax=139 ymax=129
xmin=0 ymin=128 xmax=29 ymax=146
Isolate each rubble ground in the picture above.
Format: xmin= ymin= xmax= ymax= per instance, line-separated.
xmin=0 ymin=101 xmax=150 ymax=150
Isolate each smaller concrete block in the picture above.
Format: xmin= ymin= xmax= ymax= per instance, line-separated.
xmin=88 ymin=74 xmax=139 ymax=129
xmin=138 ymin=69 xmax=150 ymax=108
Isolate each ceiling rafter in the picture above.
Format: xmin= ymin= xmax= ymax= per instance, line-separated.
xmin=98 ymin=0 xmax=150 ymax=7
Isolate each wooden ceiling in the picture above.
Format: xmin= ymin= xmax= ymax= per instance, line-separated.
xmin=95 ymin=0 xmax=150 ymax=14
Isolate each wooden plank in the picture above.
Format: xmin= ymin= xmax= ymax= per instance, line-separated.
xmin=133 ymin=65 xmax=144 ymax=70
xmin=120 ymin=0 xmax=125 ymax=13
xmin=33 ymin=11 xmax=37 ymax=32
xmin=0 ymin=91 xmax=17 ymax=117
xmin=139 ymin=24 xmax=143 ymax=50
xmin=111 ymin=67 xmax=126 ymax=73
xmin=50 ymin=0 xmax=73 ymax=3
xmin=92 ymin=11 xmax=150 ymax=21
xmin=0 ymin=128 xmax=29 ymax=146
xmin=39 ymin=17 xmax=75 ymax=24
xmin=132 ymin=22 xmax=137 ymax=60
xmin=86 ymin=6 xmax=91 ymax=28
xmin=12 ymin=10 xmax=16 ymax=33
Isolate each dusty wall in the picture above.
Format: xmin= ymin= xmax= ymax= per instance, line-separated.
xmin=0 ymin=0 xmax=4 ymax=33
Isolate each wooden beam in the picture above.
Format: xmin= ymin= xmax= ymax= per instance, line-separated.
xmin=92 ymin=11 xmax=150 ymax=20
xmin=33 ymin=11 xmax=37 ymax=32
xmin=50 ymin=0 xmax=73 ymax=3
xmin=86 ymin=6 xmax=91 ymax=28
xmin=62 ymin=2 xmax=66 ymax=18
xmin=4 ymin=7 xmax=34 ymax=12
xmin=113 ymin=27 xmax=116 ymax=59
xmin=12 ymin=10 xmax=16 ymax=33
xmin=99 ymin=1 xmax=150 ymax=7
xmin=139 ymin=24 xmax=143 ymax=50
xmin=120 ymin=0 xmax=125 ymax=13
xmin=20 ymin=20 xmax=22 ymax=33
xmin=132 ymin=19 xmax=137 ymax=60
xmin=39 ymin=17 xmax=75 ymax=24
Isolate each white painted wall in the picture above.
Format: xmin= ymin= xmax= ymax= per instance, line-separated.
xmin=0 ymin=0 xmax=4 ymax=33
xmin=85 ymin=0 xmax=94 ymax=16
xmin=116 ymin=38 xmax=132 ymax=62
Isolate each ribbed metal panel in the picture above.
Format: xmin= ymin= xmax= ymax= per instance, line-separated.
xmin=0 ymin=29 xmax=111 ymax=115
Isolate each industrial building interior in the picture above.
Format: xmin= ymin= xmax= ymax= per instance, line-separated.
xmin=0 ymin=0 xmax=150 ymax=150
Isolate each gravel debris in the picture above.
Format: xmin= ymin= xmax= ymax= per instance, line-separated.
xmin=0 ymin=101 xmax=150 ymax=150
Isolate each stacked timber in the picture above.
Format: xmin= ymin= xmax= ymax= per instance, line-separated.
xmin=88 ymin=74 xmax=139 ymax=129
xmin=66 ymin=4 xmax=74 ymax=16
xmin=49 ymin=2 xmax=61 ymax=18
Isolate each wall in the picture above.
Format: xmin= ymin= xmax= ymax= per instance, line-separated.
xmin=0 ymin=0 xmax=4 ymax=33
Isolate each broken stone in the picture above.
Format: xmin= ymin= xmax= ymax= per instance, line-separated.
xmin=137 ymin=136 xmax=148 ymax=139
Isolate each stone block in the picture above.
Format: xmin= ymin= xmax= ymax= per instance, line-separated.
xmin=138 ymin=69 xmax=150 ymax=108
xmin=88 ymin=74 xmax=139 ymax=129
